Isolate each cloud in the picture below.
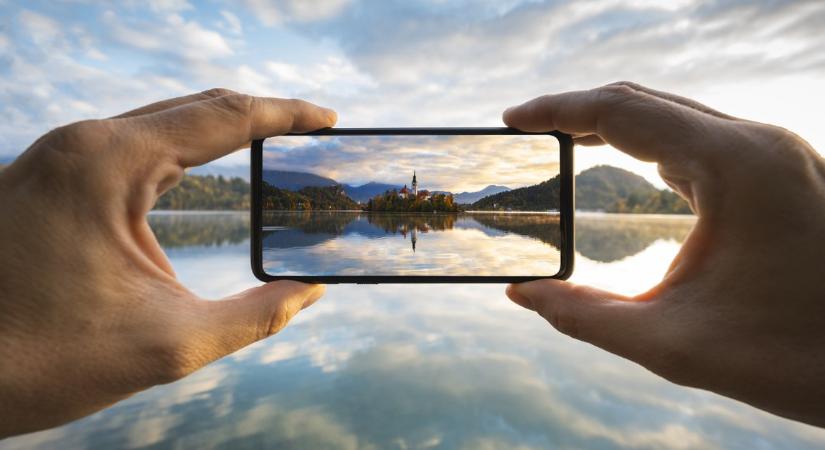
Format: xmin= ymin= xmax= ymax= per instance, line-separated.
xmin=219 ymin=10 xmax=243 ymax=35
xmin=1 ymin=0 xmax=824 ymax=185
xmin=102 ymin=10 xmax=233 ymax=60
xmin=262 ymin=134 xmax=561 ymax=192
xmin=241 ymin=0 xmax=354 ymax=25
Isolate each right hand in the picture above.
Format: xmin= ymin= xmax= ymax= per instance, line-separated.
xmin=503 ymin=82 xmax=825 ymax=428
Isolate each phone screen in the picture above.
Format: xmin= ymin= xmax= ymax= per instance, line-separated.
xmin=255 ymin=129 xmax=571 ymax=280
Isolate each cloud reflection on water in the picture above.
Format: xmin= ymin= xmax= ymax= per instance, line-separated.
xmin=4 ymin=213 xmax=825 ymax=449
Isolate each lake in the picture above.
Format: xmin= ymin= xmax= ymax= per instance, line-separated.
xmin=3 ymin=212 xmax=824 ymax=449
xmin=261 ymin=211 xmax=562 ymax=276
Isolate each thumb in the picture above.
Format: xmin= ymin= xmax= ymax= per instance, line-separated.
xmin=194 ymin=281 xmax=325 ymax=363
xmin=506 ymin=280 xmax=657 ymax=362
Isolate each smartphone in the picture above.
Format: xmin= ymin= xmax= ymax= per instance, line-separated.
xmin=251 ymin=128 xmax=574 ymax=283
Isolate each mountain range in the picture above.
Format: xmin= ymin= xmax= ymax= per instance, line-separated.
xmin=262 ymin=169 xmax=508 ymax=204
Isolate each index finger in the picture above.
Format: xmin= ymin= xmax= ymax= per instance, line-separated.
xmin=127 ymin=94 xmax=337 ymax=168
xmin=503 ymin=85 xmax=721 ymax=164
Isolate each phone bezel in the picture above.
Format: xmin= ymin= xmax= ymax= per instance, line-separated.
xmin=251 ymin=127 xmax=574 ymax=284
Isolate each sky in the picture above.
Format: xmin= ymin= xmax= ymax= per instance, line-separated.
xmin=1 ymin=0 xmax=824 ymax=188
xmin=263 ymin=134 xmax=561 ymax=192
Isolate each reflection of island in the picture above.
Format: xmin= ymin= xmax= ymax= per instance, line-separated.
xmin=576 ymin=215 xmax=695 ymax=262
xmin=261 ymin=211 xmax=560 ymax=253
xmin=366 ymin=172 xmax=458 ymax=213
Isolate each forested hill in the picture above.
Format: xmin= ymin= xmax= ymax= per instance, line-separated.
xmin=151 ymin=166 xmax=690 ymax=213
xmin=471 ymin=165 xmax=691 ymax=214
xmin=471 ymin=177 xmax=562 ymax=211
xmin=155 ymin=174 xmax=249 ymax=210
xmin=576 ymin=165 xmax=691 ymax=214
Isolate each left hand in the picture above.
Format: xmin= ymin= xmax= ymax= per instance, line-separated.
xmin=0 ymin=89 xmax=337 ymax=437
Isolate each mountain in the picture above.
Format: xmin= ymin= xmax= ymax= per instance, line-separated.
xmin=261 ymin=170 xmax=401 ymax=203
xmin=471 ymin=177 xmax=561 ymax=211
xmin=453 ymin=185 xmax=511 ymax=204
xmin=261 ymin=182 xmax=360 ymax=211
xmin=343 ymin=182 xmax=402 ymax=203
xmin=262 ymin=169 xmax=338 ymax=191
xmin=154 ymin=165 xmax=691 ymax=214
xmin=470 ymin=165 xmax=691 ymax=214
xmin=576 ymin=165 xmax=691 ymax=214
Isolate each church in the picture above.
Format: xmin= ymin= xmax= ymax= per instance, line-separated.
xmin=398 ymin=171 xmax=430 ymax=200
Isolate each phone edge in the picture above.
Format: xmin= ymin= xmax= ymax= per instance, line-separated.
xmin=251 ymin=127 xmax=575 ymax=284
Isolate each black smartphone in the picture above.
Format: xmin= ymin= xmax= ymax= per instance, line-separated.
xmin=251 ymin=128 xmax=574 ymax=283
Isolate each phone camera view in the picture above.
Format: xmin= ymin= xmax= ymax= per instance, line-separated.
xmin=259 ymin=133 xmax=563 ymax=277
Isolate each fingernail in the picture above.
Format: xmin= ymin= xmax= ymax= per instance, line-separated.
xmin=325 ymin=108 xmax=338 ymax=125
xmin=506 ymin=284 xmax=534 ymax=310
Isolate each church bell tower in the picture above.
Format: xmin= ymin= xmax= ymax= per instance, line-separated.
xmin=412 ymin=171 xmax=418 ymax=196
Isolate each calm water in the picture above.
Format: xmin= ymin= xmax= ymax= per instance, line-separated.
xmin=4 ymin=212 xmax=825 ymax=450
xmin=262 ymin=211 xmax=562 ymax=276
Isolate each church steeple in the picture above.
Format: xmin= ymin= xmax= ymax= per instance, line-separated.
xmin=412 ymin=171 xmax=418 ymax=195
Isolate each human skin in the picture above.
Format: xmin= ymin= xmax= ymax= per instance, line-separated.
xmin=0 ymin=89 xmax=336 ymax=437
xmin=504 ymin=82 xmax=825 ymax=428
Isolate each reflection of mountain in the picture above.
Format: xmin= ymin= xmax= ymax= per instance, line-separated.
xmin=471 ymin=214 xmax=561 ymax=249
xmin=148 ymin=213 xmax=248 ymax=248
xmin=576 ymin=215 xmax=695 ymax=262
xmin=453 ymin=185 xmax=511 ymax=204
xmin=576 ymin=166 xmax=691 ymax=214
xmin=261 ymin=211 xmax=561 ymax=251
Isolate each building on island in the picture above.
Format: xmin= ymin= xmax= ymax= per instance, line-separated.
xmin=397 ymin=171 xmax=430 ymax=200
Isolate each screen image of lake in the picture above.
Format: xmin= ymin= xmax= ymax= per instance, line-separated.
xmin=261 ymin=211 xmax=562 ymax=276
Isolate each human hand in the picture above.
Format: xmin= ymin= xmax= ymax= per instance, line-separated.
xmin=503 ymin=82 xmax=825 ymax=427
xmin=0 ymin=89 xmax=336 ymax=437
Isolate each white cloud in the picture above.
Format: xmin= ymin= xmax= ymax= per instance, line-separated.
xmin=219 ymin=9 xmax=243 ymax=35
xmin=18 ymin=10 xmax=62 ymax=47
xmin=147 ymin=0 xmax=193 ymax=13
xmin=102 ymin=10 xmax=233 ymax=60
xmin=242 ymin=0 xmax=353 ymax=25
xmin=265 ymin=56 xmax=375 ymax=95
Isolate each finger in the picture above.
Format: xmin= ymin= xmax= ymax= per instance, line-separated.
xmin=110 ymin=88 xmax=239 ymax=119
xmin=573 ymin=134 xmax=606 ymax=146
xmin=506 ymin=280 xmax=658 ymax=362
xmin=129 ymin=95 xmax=338 ymax=167
xmin=503 ymin=84 xmax=722 ymax=163
xmin=192 ymin=281 xmax=325 ymax=364
xmin=607 ymin=81 xmax=739 ymax=121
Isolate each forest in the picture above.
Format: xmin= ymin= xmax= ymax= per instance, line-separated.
xmin=365 ymin=190 xmax=458 ymax=212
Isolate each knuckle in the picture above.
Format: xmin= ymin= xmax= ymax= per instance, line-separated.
xmin=44 ymin=119 xmax=111 ymax=154
xmin=34 ymin=119 xmax=114 ymax=179
xmin=263 ymin=305 xmax=292 ymax=339
xmin=607 ymin=80 xmax=641 ymax=90
xmin=216 ymin=93 xmax=254 ymax=116
xmin=596 ymin=83 xmax=637 ymax=101
xmin=200 ymin=87 xmax=236 ymax=99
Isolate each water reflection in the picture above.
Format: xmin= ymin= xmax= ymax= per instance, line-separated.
xmin=6 ymin=213 xmax=824 ymax=449
xmin=261 ymin=211 xmax=562 ymax=276
xmin=575 ymin=213 xmax=695 ymax=262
